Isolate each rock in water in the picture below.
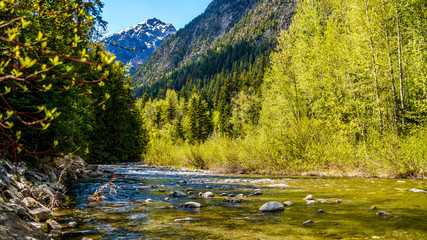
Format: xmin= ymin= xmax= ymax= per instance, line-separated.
xmin=174 ymin=217 xmax=196 ymax=222
xmin=316 ymin=209 xmax=325 ymax=214
xmin=376 ymin=211 xmax=391 ymax=216
xmin=183 ymin=202 xmax=202 ymax=208
xmin=259 ymin=202 xmax=284 ymax=212
xmin=302 ymin=220 xmax=313 ymax=226
xmin=68 ymin=221 xmax=77 ymax=228
xmin=284 ymin=201 xmax=294 ymax=207
xmin=46 ymin=219 xmax=62 ymax=230
xmin=304 ymin=195 xmax=314 ymax=200
xmin=169 ymin=191 xmax=187 ymax=197
xmin=202 ymin=191 xmax=215 ymax=198
xmin=254 ymin=189 xmax=262 ymax=195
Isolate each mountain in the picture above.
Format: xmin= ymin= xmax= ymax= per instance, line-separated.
xmin=103 ymin=18 xmax=176 ymax=73
xmin=132 ymin=0 xmax=299 ymax=97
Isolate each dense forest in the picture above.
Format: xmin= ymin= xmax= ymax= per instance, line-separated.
xmin=0 ymin=0 xmax=147 ymax=165
xmin=138 ymin=0 xmax=426 ymax=178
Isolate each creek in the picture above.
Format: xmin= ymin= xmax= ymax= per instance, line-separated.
xmin=54 ymin=164 xmax=427 ymax=239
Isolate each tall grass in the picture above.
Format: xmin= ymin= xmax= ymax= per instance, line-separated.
xmin=143 ymin=125 xmax=427 ymax=178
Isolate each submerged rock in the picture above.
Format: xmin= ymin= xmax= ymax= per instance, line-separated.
xmin=259 ymin=202 xmax=284 ymax=212
xmin=410 ymin=188 xmax=426 ymax=193
xmin=160 ymin=205 xmax=176 ymax=209
xmin=169 ymin=191 xmax=187 ymax=197
xmin=174 ymin=217 xmax=196 ymax=222
xmin=376 ymin=211 xmax=391 ymax=216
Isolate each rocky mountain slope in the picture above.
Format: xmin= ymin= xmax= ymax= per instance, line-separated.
xmin=132 ymin=0 xmax=299 ymax=97
xmin=103 ymin=18 xmax=176 ymax=73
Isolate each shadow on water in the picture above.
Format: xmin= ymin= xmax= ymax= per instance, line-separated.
xmin=53 ymin=164 xmax=427 ymax=240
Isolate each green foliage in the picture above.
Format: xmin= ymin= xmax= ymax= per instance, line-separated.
xmin=1 ymin=0 xmax=147 ymax=164
xmin=140 ymin=0 xmax=427 ymax=178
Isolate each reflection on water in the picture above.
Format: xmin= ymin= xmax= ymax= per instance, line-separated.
xmin=54 ymin=164 xmax=427 ymax=239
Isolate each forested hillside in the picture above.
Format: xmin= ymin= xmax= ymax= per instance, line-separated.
xmin=0 ymin=0 xmax=147 ymax=164
xmin=138 ymin=0 xmax=426 ymax=178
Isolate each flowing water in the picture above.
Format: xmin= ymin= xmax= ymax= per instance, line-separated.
xmin=54 ymin=164 xmax=427 ymax=239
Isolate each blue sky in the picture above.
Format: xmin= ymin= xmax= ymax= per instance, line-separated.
xmin=101 ymin=0 xmax=213 ymax=35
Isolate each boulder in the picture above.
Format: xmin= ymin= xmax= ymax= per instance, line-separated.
xmin=202 ymin=191 xmax=215 ymax=198
xmin=259 ymin=202 xmax=284 ymax=212
xmin=30 ymin=205 xmax=52 ymax=221
xmin=46 ymin=219 xmax=62 ymax=230
xmin=183 ymin=202 xmax=202 ymax=208
xmin=22 ymin=197 xmax=41 ymax=209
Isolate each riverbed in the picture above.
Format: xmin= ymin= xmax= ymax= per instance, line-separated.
xmin=53 ymin=164 xmax=427 ymax=239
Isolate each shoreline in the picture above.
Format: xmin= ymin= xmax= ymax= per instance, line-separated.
xmin=0 ymin=157 xmax=109 ymax=240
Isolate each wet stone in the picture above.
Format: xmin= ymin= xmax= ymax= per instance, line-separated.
xmin=68 ymin=221 xmax=77 ymax=228
xmin=259 ymin=202 xmax=284 ymax=212
xmin=174 ymin=217 xmax=196 ymax=223
xmin=183 ymin=201 xmax=202 ymax=208
xmin=160 ymin=205 xmax=176 ymax=209
xmin=302 ymin=220 xmax=313 ymax=226
xmin=202 ymin=191 xmax=215 ymax=198
xmin=304 ymin=195 xmax=314 ymax=200
xmin=46 ymin=219 xmax=62 ymax=230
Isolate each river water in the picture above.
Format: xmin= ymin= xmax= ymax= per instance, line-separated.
xmin=54 ymin=164 xmax=427 ymax=239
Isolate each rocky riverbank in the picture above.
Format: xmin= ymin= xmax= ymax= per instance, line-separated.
xmin=0 ymin=156 xmax=105 ymax=240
